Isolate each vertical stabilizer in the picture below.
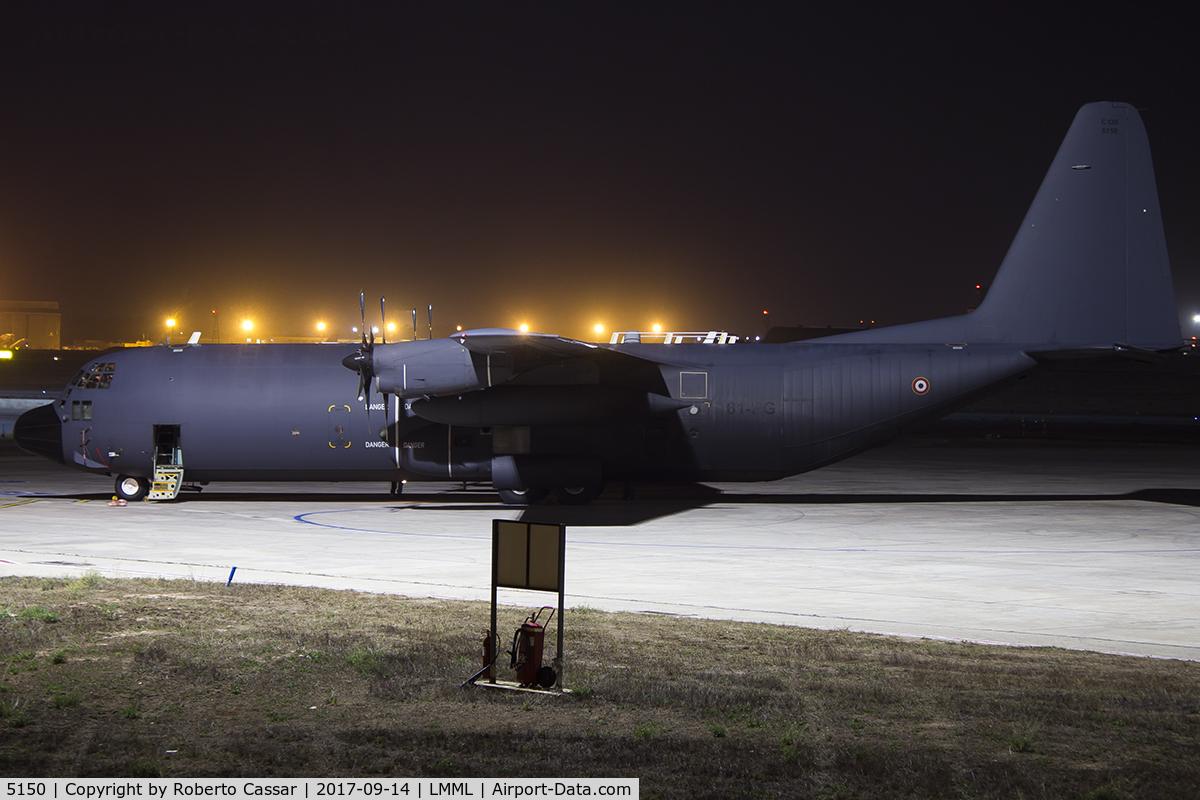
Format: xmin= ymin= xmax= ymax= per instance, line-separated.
xmin=971 ymin=101 xmax=1178 ymax=348
xmin=818 ymin=102 xmax=1180 ymax=350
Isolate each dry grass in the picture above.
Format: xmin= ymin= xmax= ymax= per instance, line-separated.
xmin=1 ymin=575 xmax=1198 ymax=798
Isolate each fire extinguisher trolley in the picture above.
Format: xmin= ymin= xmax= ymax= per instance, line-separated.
xmin=465 ymin=520 xmax=567 ymax=693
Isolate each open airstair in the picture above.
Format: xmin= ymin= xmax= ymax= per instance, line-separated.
xmin=148 ymin=424 xmax=184 ymax=500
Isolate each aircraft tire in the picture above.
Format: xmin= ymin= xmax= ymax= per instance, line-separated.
xmin=554 ymin=485 xmax=603 ymax=505
xmin=115 ymin=475 xmax=149 ymax=502
xmin=497 ymin=487 xmax=549 ymax=506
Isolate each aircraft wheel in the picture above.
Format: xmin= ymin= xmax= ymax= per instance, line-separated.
xmin=554 ymin=485 xmax=603 ymax=505
xmin=497 ymin=487 xmax=549 ymax=506
xmin=389 ymin=481 xmax=403 ymax=496
xmin=115 ymin=475 xmax=149 ymax=502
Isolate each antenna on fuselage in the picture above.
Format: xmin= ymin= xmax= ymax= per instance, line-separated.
xmin=428 ymin=304 xmax=433 ymax=339
xmin=412 ymin=308 xmax=417 ymax=341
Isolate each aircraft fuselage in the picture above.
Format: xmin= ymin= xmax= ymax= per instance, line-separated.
xmin=22 ymin=340 xmax=1035 ymax=488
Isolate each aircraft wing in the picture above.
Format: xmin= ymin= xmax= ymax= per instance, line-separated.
xmin=455 ymin=328 xmax=708 ymax=366
xmin=365 ymin=329 xmax=682 ymax=399
xmin=455 ymin=329 xmax=603 ymax=358
xmin=454 ymin=329 xmax=677 ymax=393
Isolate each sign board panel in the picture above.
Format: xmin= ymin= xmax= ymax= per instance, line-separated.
xmin=494 ymin=520 xmax=564 ymax=592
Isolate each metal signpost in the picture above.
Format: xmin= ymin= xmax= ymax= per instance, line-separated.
xmin=468 ymin=519 xmax=566 ymax=692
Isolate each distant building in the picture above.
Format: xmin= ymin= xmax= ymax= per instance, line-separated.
xmin=0 ymin=301 xmax=61 ymax=349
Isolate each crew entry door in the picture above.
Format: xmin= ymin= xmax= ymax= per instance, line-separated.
xmin=149 ymin=424 xmax=184 ymax=500
xmin=153 ymin=425 xmax=181 ymax=468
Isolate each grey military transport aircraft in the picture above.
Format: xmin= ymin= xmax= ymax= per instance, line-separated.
xmin=13 ymin=102 xmax=1182 ymax=504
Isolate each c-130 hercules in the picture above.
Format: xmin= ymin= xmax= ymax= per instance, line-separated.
xmin=14 ymin=102 xmax=1182 ymax=504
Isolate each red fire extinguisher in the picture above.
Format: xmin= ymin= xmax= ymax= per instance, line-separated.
xmin=510 ymin=606 xmax=557 ymax=688
xmin=481 ymin=629 xmax=494 ymax=681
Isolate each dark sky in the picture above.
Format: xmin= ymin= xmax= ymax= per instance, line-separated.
xmin=1 ymin=3 xmax=1197 ymax=344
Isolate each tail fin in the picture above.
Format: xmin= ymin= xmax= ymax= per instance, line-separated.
xmin=972 ymin=101 xmax=1178 ymax=348
xmin=823 ymin=102 xmax=1180 ymax=350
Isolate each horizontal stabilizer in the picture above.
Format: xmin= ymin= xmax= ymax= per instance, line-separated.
xmin=1026 ymin=344 xmax=1170 ymax=364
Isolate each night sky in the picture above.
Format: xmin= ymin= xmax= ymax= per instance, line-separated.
xmin=1 ymin=4 xmax=1197 ymax=344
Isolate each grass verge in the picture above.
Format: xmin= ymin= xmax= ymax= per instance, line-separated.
xmin=1 ymin=576 xmax=1197 ymax=798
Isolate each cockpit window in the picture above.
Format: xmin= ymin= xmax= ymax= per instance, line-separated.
xmin=71 ymin=362 xmax=116 ymax=389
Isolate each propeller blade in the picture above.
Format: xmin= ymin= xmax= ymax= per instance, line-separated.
xmin=378 ymin=297 xmax=391 ymax=446
xmin=382 ymin=391 xmax=391 ymax=446
xmin=347 ymin=291 xmax=374 ymax=421
xmin=359 ymin=291 xmax=367 ymax=348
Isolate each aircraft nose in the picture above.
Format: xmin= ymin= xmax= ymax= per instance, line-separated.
xmin=13 ymin=403 xmax=64 ymax=465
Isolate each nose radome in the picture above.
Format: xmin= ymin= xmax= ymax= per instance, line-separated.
xmin=13 ymin=403 xmax=64 ymax=464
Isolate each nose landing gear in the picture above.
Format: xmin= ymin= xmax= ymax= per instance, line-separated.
xmin=114 ymin=475 xmax=150 ymax=502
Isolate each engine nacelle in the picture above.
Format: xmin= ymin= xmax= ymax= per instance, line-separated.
xmin=410 ymin=385 xmax=691 ymax=426
xmin=371 ymin=339 xmax=484 ymax=398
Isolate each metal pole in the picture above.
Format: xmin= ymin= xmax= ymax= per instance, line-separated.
xmin=490 ymin=520 xmax=499 ymax=684
xmin=556 ymin=524 xmax=565 ymax=691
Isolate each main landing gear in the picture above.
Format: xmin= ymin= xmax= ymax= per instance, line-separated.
xmin=497 ymin=487 xmax=550 ymax=506
xmin=553 ymin=485 xmax=603 ymax=505
xmin=497 ymin=485 xmax=603 ymax=506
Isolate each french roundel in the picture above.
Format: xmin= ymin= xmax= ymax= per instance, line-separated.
xmin=911 ymin=376 xmax=930 ymax=395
